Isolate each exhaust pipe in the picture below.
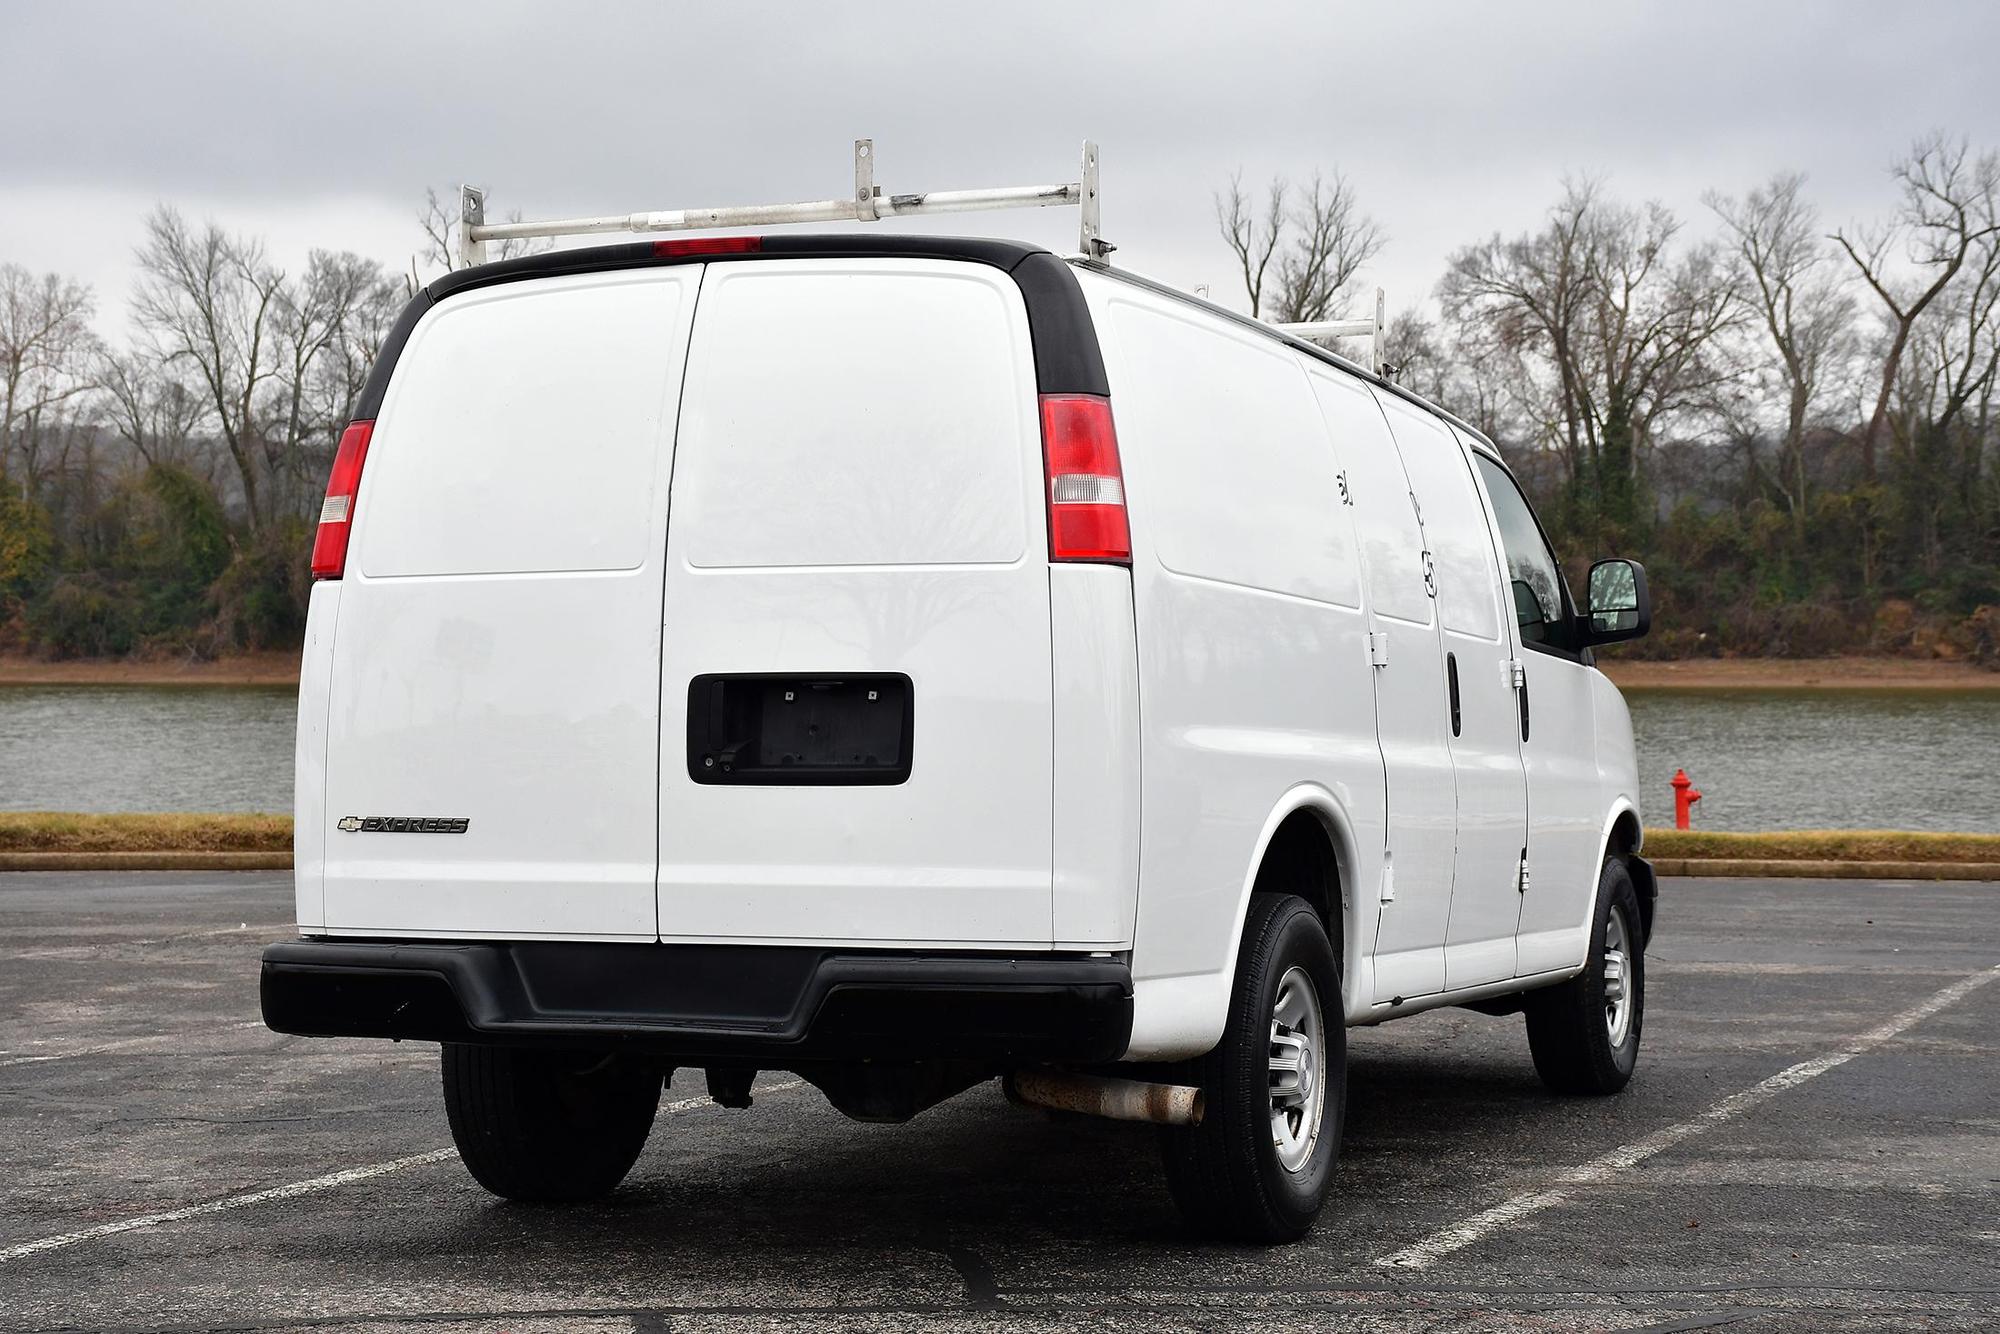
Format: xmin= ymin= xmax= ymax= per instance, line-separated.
xmin=1005 ymin=1069 xmax=1204 ymax=1127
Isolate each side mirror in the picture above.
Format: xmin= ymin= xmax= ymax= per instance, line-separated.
xmin=1586 ymin=558 xmax=1650 ymax=645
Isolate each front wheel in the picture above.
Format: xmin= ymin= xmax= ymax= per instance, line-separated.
xmin=1161 ymin=893 xmax=1345 ymax=1243
xmin=441 ymin=1044 xmax=663 ymax=1201
xmin=1525 ymin=857 xmax=1645 ymax=1095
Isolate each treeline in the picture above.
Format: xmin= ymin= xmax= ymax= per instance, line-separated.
xmin=4 ymin=139 xmax=1997 ymax=664
xmin=1223 ymin=132 xmax=2000 ymax=662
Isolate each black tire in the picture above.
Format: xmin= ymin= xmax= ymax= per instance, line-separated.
xmin=1525 ymin=857 xmax=1645 ymax=1095
xmin=441 ymin=1044 xmax=663 ymax=1201
xmin=1161 ymin=893 xmax=1345 ymax=1243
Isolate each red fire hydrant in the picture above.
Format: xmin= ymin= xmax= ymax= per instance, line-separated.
xmin=1671 ymin=768 xmax=1702 ymax=830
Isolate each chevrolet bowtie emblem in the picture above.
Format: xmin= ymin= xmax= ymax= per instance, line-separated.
xmin=337 ymin=816 xmax=362 ymax=832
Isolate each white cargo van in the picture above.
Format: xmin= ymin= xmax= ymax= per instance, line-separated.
xmin=264 ymin=211 xmax=1656 ymax=1243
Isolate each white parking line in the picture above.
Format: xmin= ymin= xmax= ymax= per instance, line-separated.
xmin=1374 ymin=963 xmax=2000 ymax=1271
xmin=0 ymin=1021 xmax=268 ymax=1069
xmin=0 ymin=1077 xmax=804 ymax=1264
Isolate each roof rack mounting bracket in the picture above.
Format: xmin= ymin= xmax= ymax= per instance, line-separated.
xmin=455 ymin=138 xmax=1106 ymax=268
xmin=458 ymin=185 xmax=487 ymax=269
xmin=1080 ymin=140 xmax=1114 ymax=263
xmin=1273 ymin=286 xmax=1388 ymax=376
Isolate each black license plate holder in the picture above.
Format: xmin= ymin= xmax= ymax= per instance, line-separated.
xmin=687 ymin=674 xmax=913 ymax=786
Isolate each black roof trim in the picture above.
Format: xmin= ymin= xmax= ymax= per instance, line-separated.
xmin=349 ymin=235 xmax=1107 ymax=411
xmin=352 ymin=290 xmax=431 ymax=421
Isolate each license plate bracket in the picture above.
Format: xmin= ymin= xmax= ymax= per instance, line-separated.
xmin=687 ymin=674 xmax=913 ymax=785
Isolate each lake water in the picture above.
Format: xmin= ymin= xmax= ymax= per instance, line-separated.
xmin=3 ymin=683 xmax=1997 ymax=831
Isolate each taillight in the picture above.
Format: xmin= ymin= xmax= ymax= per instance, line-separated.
xmin=1039 ymin=394 xmax=1129 ymax=563
xmin=310 ymin=420 xmax=373 ymax=580
xmin=653 ymin=236 xmax=763 ymax=258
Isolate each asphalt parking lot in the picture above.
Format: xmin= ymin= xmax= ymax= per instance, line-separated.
xmin=1 ymin=873 xmax=1996 ymax=1332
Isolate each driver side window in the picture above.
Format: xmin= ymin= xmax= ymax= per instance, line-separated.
xmin=1473 ymin=455 xmax=1572 ymax=651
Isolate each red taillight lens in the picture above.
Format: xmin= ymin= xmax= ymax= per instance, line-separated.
xmin=1039 ymin=394 xmax=1129 ymax=563
xmin=310 ymin=420 xmax=373 ymax=580
xmin=653 ymin=236 xmax=763 ymax=258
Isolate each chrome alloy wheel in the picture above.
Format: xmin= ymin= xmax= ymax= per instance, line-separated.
xmin=1268 ymin=965 xmax=1327 ymax=1173
xmin=1603 ymin=904 xmax=1634 ymax=1047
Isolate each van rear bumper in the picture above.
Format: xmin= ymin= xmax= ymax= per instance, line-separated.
xmin=260 ymin=940 xmax=1132 ymax=1064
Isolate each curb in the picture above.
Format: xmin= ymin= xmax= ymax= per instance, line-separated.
xmin=0 ymin=851 xmax=292 ymax=872
xmin=1649 ymin=858 xmax=2000 ymax=881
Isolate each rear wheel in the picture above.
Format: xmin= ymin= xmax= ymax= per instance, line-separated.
xmin=1161 ymin=893 xmax=1345 ymax=1243
xmin=441 ymin=1044 xmax=663 ymax=1201
xmin=1525 ymin=857 xmax=1645 ymax=1095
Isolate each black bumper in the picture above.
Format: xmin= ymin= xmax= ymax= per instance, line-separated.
xmin=260 ymin=940 xmax=1132 ymax=1064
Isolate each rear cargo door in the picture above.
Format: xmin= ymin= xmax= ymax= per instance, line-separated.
xmin=657 ymin=257 xmax=1054 ymax=947
xmin=320 ymin=267 xmax=699 ymax=939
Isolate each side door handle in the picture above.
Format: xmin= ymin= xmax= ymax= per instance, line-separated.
xmin=1510 ymin=658 xmax=1530 ymax=742
xmin=1445 ymin=652 xmax=1461 ymax=737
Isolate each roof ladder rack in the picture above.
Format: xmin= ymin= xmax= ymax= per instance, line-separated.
xmin=1272 ymin=287 xmax=1388 ymax=376
xmin=458 ymin=139 xmax=1113 ymax=268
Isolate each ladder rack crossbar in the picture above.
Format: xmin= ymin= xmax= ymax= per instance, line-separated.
xmin=1273 ymin=319 xmax=1375 ymax=341
xmin=468 ymin=182 xmax=1082 ymax=244
xmin=458 ymin=139 xmax=1112 ymax=265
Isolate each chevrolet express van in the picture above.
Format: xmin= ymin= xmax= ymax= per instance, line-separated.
xmin=262 ymin=232 xmax=1656 ymax=1243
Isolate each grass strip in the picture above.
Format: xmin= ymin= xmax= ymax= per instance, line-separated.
xmin=4 ymin=813 xmax=1998 ymax=865
xmin=0 ymin=812 xmax=291 ymax=853
xmin=1642 ymin=829 xmax=2000 ymax=863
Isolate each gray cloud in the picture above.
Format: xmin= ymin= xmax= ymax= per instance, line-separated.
xmin=4 ymin=0 xmax=1998 ymax=327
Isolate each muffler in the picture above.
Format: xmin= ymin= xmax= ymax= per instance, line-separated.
xmin=1005 ymin=1069 xmax=1204 ymax=1127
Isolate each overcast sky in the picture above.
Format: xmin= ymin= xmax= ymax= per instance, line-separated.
xmin=4 ymin=0 xmax=1997 ymax=342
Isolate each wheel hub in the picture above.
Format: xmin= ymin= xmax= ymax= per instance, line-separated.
xmin=1603 ymin=905 xmax=1634 ymax=1047
xmin=1268 ymin=966 xmax=1327 ymax=1173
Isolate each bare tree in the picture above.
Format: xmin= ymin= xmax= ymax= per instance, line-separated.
xmin=1442 ymin=180 xmax=1738 ymax=514
xmin=0 ymin=264 xmax=100 ymax=493
xmin=99 ymin=352 xmax=211 ymax=473
xmin=1832 ymin=132 xmax=2000 ymax=479
xmin=1707 ymin=172 xmax=1858 ymax=533
xmin=265 ymin=250 xmax=397 ymax=520
xmin=1214 ymin=172 xmax=1286 ymax=318
xmin=132 ymin=207 xmax=286 ymax=531
xmin=1268 ymin=171 xmax=1386 ymax=324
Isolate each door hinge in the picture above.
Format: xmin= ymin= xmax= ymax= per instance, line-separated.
xmin=1379 ymin=853 xmax=1395 ymax=903
xmin=1517 ymin=851 xmax=1531 ymax=895
xmin=1368 ymin=631 xmax=1390 ymax=667
xmin=1508 ymin=658 xmax=1527 ymax=690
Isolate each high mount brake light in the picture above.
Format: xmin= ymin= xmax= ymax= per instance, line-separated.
xmin=311 ymin=420 xmax=373 ymax=579
xmin=653 ymin=236 xmax=763 ymax=258
xmin=1039 ymin=394 xmax=1129 ymax=564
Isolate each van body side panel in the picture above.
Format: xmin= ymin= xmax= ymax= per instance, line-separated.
xmin=320 ymin=268 xmax=698 ymax=939
xmin=655 ymin=258 xmax=1055 ymax=947
xmin=1050 ymin=564 xmax=1141 ymax=948
xmin=1302 ymin=367 xmax=1457 ymax=1003
xmin=1375 ymin=397 xmax=1529 ymax=991
xmin=1079 ymin=272 xmax=1384 ymax=1058
xmin=293 ymin=581 xmax=340 ymax=932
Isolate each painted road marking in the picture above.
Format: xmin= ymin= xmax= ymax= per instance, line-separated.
xmin=0 ymin=1078 xmax=804 ymax=1264
xmin=0 ymin=1020 xmax=268 ymax=1068
xmin=10 ymin=923 xmax=291 ymax=961
xmin=1374 ymin=963 xmax=2000 ymax=1270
